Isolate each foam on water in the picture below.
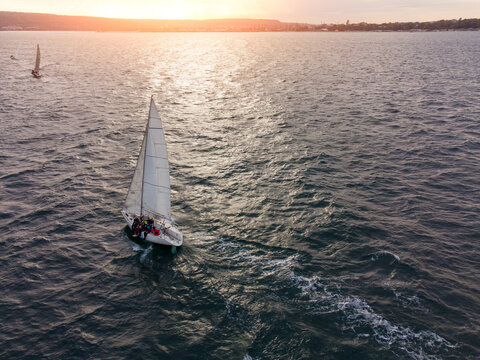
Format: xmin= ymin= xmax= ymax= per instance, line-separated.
xmin=215 ymin=237 xmax=453 ymax=359
xmin=388 ymin=285 xmax=428 ymax=312
xmin=371 ymin=250 xmax=401 ymax=262
xmin=139 ymin=244 xmax=154 ymax=264
xmin=129 ymin=241 xmax=144 ymax=252
xmin=291 ymin=274 xmax=455 ymax=359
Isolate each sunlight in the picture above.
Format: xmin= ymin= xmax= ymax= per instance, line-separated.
xmin=92 ymin=2 xmax=187 ymax=19
xmin=3 ymin=0 xmax=480 ymax=23
xmin=90 ymin=0 xmax=250 ymax=20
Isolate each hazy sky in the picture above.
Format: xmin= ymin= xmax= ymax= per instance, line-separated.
xmin=2 ymin=0 xmax=480 ymax=23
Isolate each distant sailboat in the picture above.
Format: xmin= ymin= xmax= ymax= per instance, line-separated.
xmin=122 ymin=96 xmax=183 ymax=251
xmin=31 ymin=44 xmax=41 ymax=78
xmin=10 ymin=44 xmax=21 ymax=60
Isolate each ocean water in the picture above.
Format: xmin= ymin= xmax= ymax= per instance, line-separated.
xmin=0 ymin=31 xmax=479 ymax=359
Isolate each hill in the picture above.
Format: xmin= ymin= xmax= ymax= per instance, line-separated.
xmin=0 ymin=11 xmax=285 ymax=32
xmin=1 ymin=11 xmax=479 ymax=32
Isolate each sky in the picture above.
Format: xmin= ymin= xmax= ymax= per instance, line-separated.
xmin=2 ymin=0 xmax=480 ymax=24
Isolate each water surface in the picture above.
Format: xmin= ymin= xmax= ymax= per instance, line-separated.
xmin=1 ymin=31 xmax=479 ymax=359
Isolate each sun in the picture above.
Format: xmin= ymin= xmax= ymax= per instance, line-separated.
xmin=90 ymin=1 xmax=187 ymax=19
xmin=90 ymin=0 xmax=239 ymax=20
xmin=60 ymin=0 xmax=261 ymax=20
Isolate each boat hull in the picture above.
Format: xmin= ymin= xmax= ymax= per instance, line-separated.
xmin=122 ymin=210 xmax=183 ymax=247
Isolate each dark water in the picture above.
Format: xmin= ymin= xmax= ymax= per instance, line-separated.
xmin=1 ymin=31 xmax=479 ymax=359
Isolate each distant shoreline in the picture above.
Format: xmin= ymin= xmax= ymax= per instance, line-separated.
xmin=2 ymin=29 xmax=480 ymax=33
xmin=1 ymin=11 xmax=479 ymax=32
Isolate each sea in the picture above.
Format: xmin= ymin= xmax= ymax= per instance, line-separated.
xmin=0 ymin=31 xmax=479 ymax=360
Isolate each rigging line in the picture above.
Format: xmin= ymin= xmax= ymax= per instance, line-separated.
xmin=144 ymin=181 xmax=170 ymax=190
xmin=145 ymin=154 xmax=168 ymax=160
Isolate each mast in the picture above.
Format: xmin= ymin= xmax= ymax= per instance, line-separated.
xmin=140 ymin=96 xmax=154 ymax=215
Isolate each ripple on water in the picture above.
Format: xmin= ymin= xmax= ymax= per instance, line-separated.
xmin=1 ymin=31 xmax=479 ymax=359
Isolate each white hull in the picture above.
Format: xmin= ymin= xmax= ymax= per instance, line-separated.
xmin=122 ymin=210 xmax=183 ymax=247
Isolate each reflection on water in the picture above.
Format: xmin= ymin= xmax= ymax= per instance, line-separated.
xmin=1 ymin=31 xmax=479 ymax=359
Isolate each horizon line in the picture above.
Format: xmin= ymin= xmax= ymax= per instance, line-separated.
xmin=1 ymin=10 xmax=475 ymax=26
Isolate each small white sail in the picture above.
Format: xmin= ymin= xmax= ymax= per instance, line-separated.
xmin=10 ymin=44 xmax=20 ymax=60
xmin=34 ymin=44 xmax=40 ymax=73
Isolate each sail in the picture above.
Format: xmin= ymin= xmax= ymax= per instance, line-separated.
xmin=142 ymin=98 xmax=171 ymax=219
xmin=34 ymin=44 xmax=40 ymax=73
xmin=123 ymin=98 xmax=171 ymax=220
xmin=123 ymin=130 xmax=147 ymax=216
xmin=15 ymin=44 xmax=21 ymax=58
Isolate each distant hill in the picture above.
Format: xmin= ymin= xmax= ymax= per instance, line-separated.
xmin=0 ymin=11 xmax=286 ymax=32
xmin=1 ymin=11 xmax=479 ymax=32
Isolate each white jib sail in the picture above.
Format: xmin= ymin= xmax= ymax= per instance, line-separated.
xmin=124 ymin=98 xmax=171 ymax=220
xmin=123 ymin=132 xmax=147 ymax=216
xmin=34 ymin=44 xmax=40 ymax=73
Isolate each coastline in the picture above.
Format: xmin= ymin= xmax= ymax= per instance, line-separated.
xmin=1 ymin=11 xmax=479 ymax=32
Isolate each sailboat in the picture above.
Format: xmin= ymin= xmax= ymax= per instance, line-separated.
xmin=121 ymin=96 xmax=183 ymax=251
xmin=31 ymin=44 xmax=41 ymax=78
xmin=10 ymin=44 xmax=20 ymax=60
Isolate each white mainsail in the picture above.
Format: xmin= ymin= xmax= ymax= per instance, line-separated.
xmin=123 ymin=97 xmax=171 ymax=220
xmin=34 ymin=44 xmax=40 ymax=73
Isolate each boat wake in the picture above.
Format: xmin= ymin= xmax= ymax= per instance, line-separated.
xmin=139 ymin=244 xmax=154 ymax=265
xmin=129 ymin=241 xmax=144 ymax=253
xmin=215 ymin=238 xmax=455 ymax=359
xmin=291 ymin=274 xmax=455 ymax=359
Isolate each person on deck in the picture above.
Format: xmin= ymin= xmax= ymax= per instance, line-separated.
xmin=132 ymin=217 xmax=139 ymax=229
xmin=145 ymin=220 xmax=152 ymax=233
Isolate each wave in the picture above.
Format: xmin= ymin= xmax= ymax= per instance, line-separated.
xmin=291 ymin=274 xmax=455 ymax=359
xmin=371 ymin=250 xmax=401 ymax=262
xmin=216 ymin=238 xmax=453 ymax=359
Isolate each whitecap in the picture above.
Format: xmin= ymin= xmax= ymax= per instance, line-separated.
xmin=371 ymin=250 xmax=401 ymax=262
xmin=291 ymin=274 xmax=454 ymax=359
xmin=389 ymin=286 xmax=428 ymax=312
xmin=215 ymin=239 xmax=451 ymax=358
